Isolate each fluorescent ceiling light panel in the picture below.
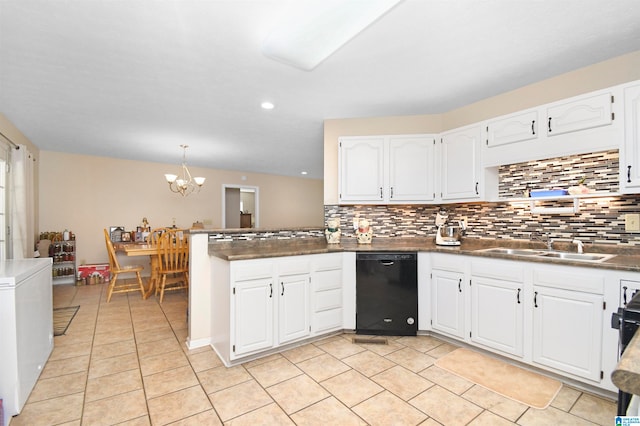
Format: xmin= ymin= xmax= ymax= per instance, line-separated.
xmin=262 ymin=0 xmax=403 ymax=71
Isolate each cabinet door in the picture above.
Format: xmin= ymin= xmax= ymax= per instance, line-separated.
xmin=233 ymin=278 xmax=274 ymax=356
xmin=532 ymin=286 xmax=603 ymax=381
xmin=486 ymin=110 xmax=538 ymax=147
xmin=546 ymin=92 xmax=613 ymax=137
xmin=278 ymin=273 xmax=310 ymax=344
xmin=440 ymin=126 xmax=482 ymax=201
xmin=471 ymin=276 xmax=524 ymax=357
xmin=339 ymin=137 xmax=385 ymax=202
xmin=431 ymin=269 xmax=465 ymax=339
xmin=388 ymin=135 xmax=436 ymax=202
xmin=621 ymin=83 xmax=640 ymax=193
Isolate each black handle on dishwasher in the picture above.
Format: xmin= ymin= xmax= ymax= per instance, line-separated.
xmin=534 ymin=291 xmax=538 ymax=308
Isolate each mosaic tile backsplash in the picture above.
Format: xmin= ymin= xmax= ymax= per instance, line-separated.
xmin=325 ymin=150 xmax=640 ymax=246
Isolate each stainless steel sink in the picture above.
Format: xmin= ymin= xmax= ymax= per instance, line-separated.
xmin=536 ymin=251 xmax=616 ymax=262
xmin=476 ymin=247 xmax=616 ymax=263
xmin=477 ymin=248 xmax=545 ymax=256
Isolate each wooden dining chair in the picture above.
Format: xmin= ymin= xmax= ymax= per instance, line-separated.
xmin=103 ymin=229 xmax=146 ymax=302
xmin=155 ymin=228 xmax=189 ymax=303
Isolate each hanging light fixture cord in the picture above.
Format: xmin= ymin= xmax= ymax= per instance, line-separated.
xmin=164 ymin=144 xmax=206 ymax=196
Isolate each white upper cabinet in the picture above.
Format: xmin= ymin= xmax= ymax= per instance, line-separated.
xmin=339 ymin=136 xmax=385 ymax=202
xmin=546 ymin=92 xmax=613 ymax=137
xmin=621 ymin=82 xmax=640 ymax=194
xmin=388 ymin=135 xmax=436 ymax=202
xmin=486 ymin=109 xmax=539 ymax=148
xmin=482 ymin=86 xmax=622 ymax=167
xmin=440 ymin=125 xmax=483 ymax=201
xmin=339 ymin=134 xmax=436 ymax=204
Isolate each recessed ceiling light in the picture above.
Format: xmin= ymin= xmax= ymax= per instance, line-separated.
xmin=261 ymin=101 xmax=275 ymax=110
xmin=301 ymin=171 xmax=308 ymax=175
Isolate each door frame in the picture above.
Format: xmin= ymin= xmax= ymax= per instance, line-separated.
xmin=221 ymin=184 xmax=259 ymax=229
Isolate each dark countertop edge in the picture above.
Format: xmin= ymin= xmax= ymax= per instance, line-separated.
xmin=189 ymin=227 xmax=323 ymax=235
xmin=612 ymin=329 xmax=640 ymax=395
xmin=207 ymin=237 xmax=640 ymax=272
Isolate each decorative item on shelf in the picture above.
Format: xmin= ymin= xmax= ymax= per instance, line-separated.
xmin=355 ymin=218 xmax=372 ymax=244
xmin=568 ymin=177 xmax=591 ymax=195
xmin=192 ymin=221 xmax=204 ymax=229
xmin=325 ymin=218 xmax=341 ymax=244
xmin=165 ymin=144 xmax=205 ymax=196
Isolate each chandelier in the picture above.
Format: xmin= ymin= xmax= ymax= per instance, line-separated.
xmin=164 ymin=145 xmax=206 ymax=196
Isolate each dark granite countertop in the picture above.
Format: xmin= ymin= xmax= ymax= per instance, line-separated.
xmin=612 ymin=330 xmax=640 ymax=395
xmin=207 ymin=236 xmax=640 ymax=272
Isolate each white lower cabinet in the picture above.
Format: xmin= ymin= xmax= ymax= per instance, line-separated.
xmin=532 ymin=285 xmax=603 ymax=381
xmin=233 ymin=277 xmax=274 ymax=355
xmin=219 ymin=254 xmax=342 ymax=363
xmin=430 ymin=254 xmax=616 ymax=390
xmin=471 ymin=279 xmax=524 ymax=357
xmin=278 ymin=273 xmax=310 ymax=345
xmin=531 ymin=267 xmax=605 ymax=382
xmin=470 ymin=259 xmax=525 ymax=358
xmin=431 ymin=265 xmax=466 ymax=339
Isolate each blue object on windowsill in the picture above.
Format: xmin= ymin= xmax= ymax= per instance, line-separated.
xmin=529 ymin=189 xmax=569 ymax=197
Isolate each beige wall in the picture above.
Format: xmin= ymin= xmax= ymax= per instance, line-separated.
xmin=39 ymin=151 xmax=324 ymax=266
xmin=324 ymin=50 xmax=640 ymax=204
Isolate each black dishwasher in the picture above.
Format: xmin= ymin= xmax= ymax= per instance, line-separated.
xmin=356 ymin=252 xmax=418 ymax=336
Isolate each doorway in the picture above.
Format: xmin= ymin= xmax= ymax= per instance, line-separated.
xmin=222 ymin=185 xmax=259 ymax=229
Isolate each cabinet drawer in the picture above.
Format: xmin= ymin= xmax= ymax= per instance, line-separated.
xmin=314 ymin=288 xmax=342 ymax=312
xmin=431 ymin=253 xmax=466 ymax=272
xmin=533 ymin=267 xmax=604 ymax=294
xmin=471 ymin=259 xmax=524 ymax=282
xmin=313 ymin=269 xmax=342 ymax=291
xmin=278 ymin=258 xmax=311 ymax=276
xmin=313 ymin=308 xmax=343 ymax=333
xmin=232 ymin=260 xmax=273 ymax=281
xmin=312 ymin=253 xmax=343 ymax=272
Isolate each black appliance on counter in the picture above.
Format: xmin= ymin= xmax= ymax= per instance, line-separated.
xmin=612 ymin=290 xmax=640 ymax=416
xmin=356 ymin=252 xmax=418 ymax=336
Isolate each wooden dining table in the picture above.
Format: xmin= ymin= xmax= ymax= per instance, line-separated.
xmin=115 ymin=242 xmax=158 ymax=299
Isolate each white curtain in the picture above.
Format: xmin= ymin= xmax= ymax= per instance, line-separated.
xmin=10 ymin=145 xmax=35 ymax=259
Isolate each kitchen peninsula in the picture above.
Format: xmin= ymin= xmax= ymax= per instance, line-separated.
xmin=187 ymin=227 xmax=640 ymax=398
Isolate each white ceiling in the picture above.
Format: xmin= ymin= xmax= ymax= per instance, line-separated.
xmin=1 ymin=0 xmax=639 ymax=179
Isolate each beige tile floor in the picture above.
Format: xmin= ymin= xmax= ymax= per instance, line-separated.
xmin=10 ymin=283 xmax=617 ymax=426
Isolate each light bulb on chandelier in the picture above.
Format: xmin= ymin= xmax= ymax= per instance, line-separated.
xmin=165 ymin=144 xmax=205 ymax=196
